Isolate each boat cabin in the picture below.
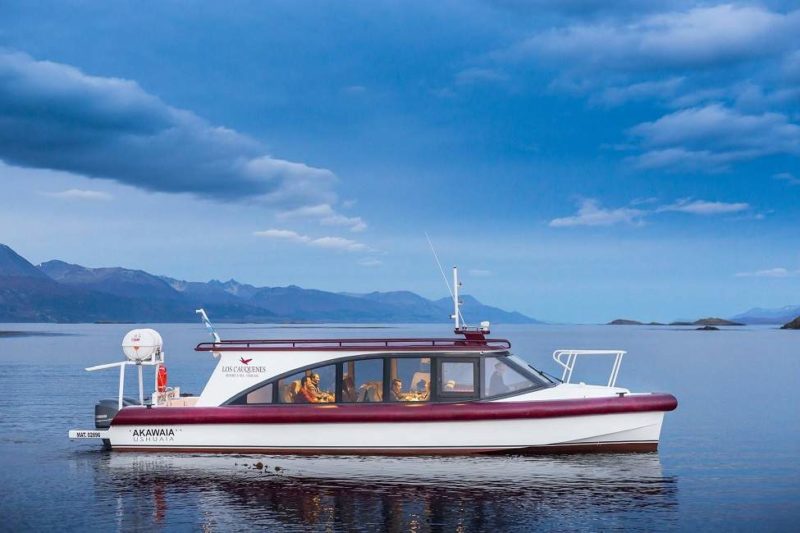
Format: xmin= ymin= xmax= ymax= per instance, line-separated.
xmin=222 ymin=349 xmax=553 ymax=406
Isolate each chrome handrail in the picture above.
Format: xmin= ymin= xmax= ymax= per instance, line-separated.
xmin=552 ymin=350 xmax=626 ymax=387
xmin=195 ymin=337 xmax=512 ymax=352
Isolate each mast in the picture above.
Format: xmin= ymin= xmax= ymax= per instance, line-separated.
xmin=452 ymin=265 xmax=490 ymax=339
xmin=452 ymin=266 xmax=461 ymax=330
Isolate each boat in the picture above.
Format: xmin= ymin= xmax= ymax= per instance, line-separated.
xmin=69 ymin=268 xmax=677 ymax=454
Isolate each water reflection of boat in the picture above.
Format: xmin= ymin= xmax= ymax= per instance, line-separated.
xmin=98 ymin=453 xmax=678 ymax=531
xmin=70 ymin=269 xmax=677 ymax=455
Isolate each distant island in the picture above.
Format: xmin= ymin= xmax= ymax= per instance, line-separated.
xmin=781 ymin=316 xmax=800 ymax=330
xmin=673 ymin=317 xmax=745 ymax=326
xmin=608 ymin=317 xmax=744 ymax=326
xmin=0 ymin=243 xmax=540 ymax=324
xmin=616 ymin=305 xmax=800 ymax=326
xmin=608 ymin=319 xmax=665 ymax=326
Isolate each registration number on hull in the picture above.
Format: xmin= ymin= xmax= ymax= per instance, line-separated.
xmin=68 ymin=429 xmax=109 ymax=439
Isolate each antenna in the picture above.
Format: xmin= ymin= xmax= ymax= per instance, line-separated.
xmin=425 ymin=232 xmax=466 ymax=328
xmin=196 ymin=308 xmax=220 ymax=343
xmin=425 ymin=232 xmax=452 ymax=297
xmin=453 ymin=266 xmax=461 ymax=330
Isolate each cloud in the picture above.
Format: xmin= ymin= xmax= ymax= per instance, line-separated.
xmin=627 ymin=104 xmax=800 ymax=170
xmin=455 ymin=68 xmax=509 ymax=86
xmin=551 ymin=196 xmax=754 ymax=227
xmin=0 ymin=50 xmax=337 ymax=206
xmin=487 ymin=0 xmax=690 ymax=17
xmin=478 ymin=4 xmax=800 ymax=174
xmin=549 ymin=199 xmax=645 ymax=227
xmin=591 ymin=77 xmax=684 ymax=107
xmin=358 ymin=258 xmax=383 ymax=267
xmin=321 ymin=215 xmax=367 ymax=232
xmin=253 ymin=229 xmax=367 ymax=252
xmin=252 ymin=229 xmax=310 ymax=243
xmin=278 ymin=203 xmax=367 ymax=232
xmin=657 ymin=199 xmax=749 ymax=215
xmin=781 ymin=49 xmax=800 ymax=82
xmin=342 ymin=85 xmax=366 ymax=95
xmin=627 ymin=147 xmax=742 ymax=172
xmin=774 ymin=172 xmax=800 ymax=185
xmin=508 ymin=5 xmax=800 ymax=72
xmin=42 ymin=188 xmax=113 ymax=201
xmin=309 ymin=236 xmax=367 ymax=251
xmin=629 ymin=104 xmax=800 ymax=150
xmin=735 ymin=267 xmax=800 ymax=278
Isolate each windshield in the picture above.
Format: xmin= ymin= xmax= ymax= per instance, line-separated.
xmin=482 ymin=354 xmax=552 ymax=399
xmin=507 ymin=354 xmax=556 ymax=384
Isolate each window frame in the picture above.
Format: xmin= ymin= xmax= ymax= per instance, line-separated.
xmin=434 ymin=357 xmax=479 ymax=401
xmin=340 ymin=357 xmax=385 ymax=404
xmin=222 ymin=350 xmax=552 ymax=406
xmin=384 ymin=355 xmax=433 ymax=403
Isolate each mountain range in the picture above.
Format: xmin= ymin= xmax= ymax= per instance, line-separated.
xmin=0 ymin=244 xmax=539 ymax=324
xmin=729 ymin=306 xmax=800 ymax=325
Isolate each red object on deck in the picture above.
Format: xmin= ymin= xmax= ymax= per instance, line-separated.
xmin=157 ymin=365 xmax=168 ymax=393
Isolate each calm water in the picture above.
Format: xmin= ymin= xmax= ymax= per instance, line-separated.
xmin=0 ymin=323 xmax=798 ymax=531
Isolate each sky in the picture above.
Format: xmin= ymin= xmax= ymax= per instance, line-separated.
xmin=0 ymin=0 xmax=799 ymax=323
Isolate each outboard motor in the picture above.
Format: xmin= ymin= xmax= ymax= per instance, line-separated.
xmin=94 ymin=397 xmax=140 ymax=429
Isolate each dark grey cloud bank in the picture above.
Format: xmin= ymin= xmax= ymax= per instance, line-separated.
xmin=0 ymin=50 xmax=336 ymax=205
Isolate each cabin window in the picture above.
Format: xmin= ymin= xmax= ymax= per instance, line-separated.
xmin=387 ymin=357 xmax=430 ymax=402
xmin=245 ymin=383 xmax=273 ymax=404
xmin=278 ymin=364 xmax=336 ymax=404
xmin=341 ymin=358 xmax=384 ymax=403
xmin=482 ymin=356 xmax=544 ymax=398
xmin=439 ymin=360 xmax=477 ymax=396
xmin=229 ymin=382 xmax=274 ymax=405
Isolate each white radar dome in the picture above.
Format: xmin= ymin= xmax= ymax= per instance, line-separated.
xmin=122 ymin=328 xmax=163 ymax=362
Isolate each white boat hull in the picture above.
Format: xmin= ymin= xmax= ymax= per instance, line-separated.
xmin=107 ymin=410 xmax=665 ymax=454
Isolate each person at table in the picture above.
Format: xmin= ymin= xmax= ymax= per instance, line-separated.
xmin=297 ymin=375 xmax=328 ymax=403
xmin=390 ymin=378 xmax=407 ymax=401
xmin=410 ymin=359 xmax=430 ymax=392
xmin=342 ymin=374 xmax=356 ymax=402
xmin=296 ymin=376 xmax=316 ymax=403
xmin=310 ymin=373 xmax=321 ymax=393
xmin=311 ymin=373 xmax=335 ymax=402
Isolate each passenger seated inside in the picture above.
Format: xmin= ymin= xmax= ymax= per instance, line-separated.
xmin=296 ymin=375 xmax=334 ymax=403
xmin=489 ymin=361 xmax=510 ymax=396
xmin=312 ymin=372 xmax=335 ymax=402
xmin=410 ymin=358 xmax=430 ymax=390
xmin=390 ymin=378 xmax=406 ymax=401
xmin=409 ymin=372 xmax=430 ymax=393
xmin=414 ymin=379 xmax=430 ymax=401
xmin=357 ymin=381 xmax=382 ymax=402
xmin=282 ymin=380 xmax=301 ymax=403
xmin=390 ymin=378 xmax=429 ymax=402
xmin=296 ymin=376 xmax=318 ymax=403
xmin=342 ymin=375 xmax=356 ymax=402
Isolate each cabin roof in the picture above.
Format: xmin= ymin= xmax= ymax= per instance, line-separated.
xmin=194 ymin=337 xmax=511 ymax=352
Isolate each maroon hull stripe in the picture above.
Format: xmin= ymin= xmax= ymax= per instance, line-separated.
xmin=112 ymin=441 xmax=658 ymax=455
xmin=112 ymin=393 xmax=677 ymax=426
